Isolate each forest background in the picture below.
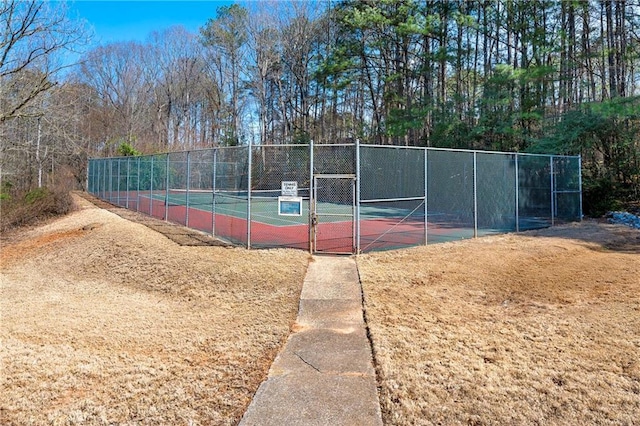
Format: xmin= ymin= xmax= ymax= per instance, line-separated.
xmin=1 ymin=0 xmax=639 ymax=222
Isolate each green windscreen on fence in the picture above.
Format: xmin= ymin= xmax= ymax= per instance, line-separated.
xmin=518 ymin=155 xmax=552 ymax=229
xmin=359 ymin=146 xmax=425 ymax=251
xmin=476 ymin=152 xmax=517 ymax=233
xmin=88 ymin=144 xmax=581 ymax=253
xmin=553 ymin=156 xmax=582 ymax=221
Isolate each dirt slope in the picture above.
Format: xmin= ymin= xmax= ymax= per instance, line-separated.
xmin=358 ymin=221 xmax=640 ymax=425
xmin=0 ymin=194 xmax=309 ymax=425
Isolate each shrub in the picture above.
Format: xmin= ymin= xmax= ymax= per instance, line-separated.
xmin=24 ymin=187 xmax=49 ymax=204
xmin=0 ymin=185 xmax=74 ymax=232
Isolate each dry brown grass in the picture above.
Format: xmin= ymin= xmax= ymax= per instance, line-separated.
xmin=358 ymin=222 xmax=640 ymax=425
xmin=0 ymin=195 xmax=309 ymax=425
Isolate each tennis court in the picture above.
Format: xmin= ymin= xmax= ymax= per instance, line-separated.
xmin=88 ymin=143 xmax=582 ymax=253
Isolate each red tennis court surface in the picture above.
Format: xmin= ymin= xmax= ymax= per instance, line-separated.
xmin=130 ymin=195 xmax=470 ymax=253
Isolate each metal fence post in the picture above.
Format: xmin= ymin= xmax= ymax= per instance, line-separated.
xmin=186 ymin=150 xmax=191 ymax=227
xmin=515 ymin=153 xmax=520 ymax=232
xmin=165 ymin=153 xmax=170 ymax=221
xmin=117 ymin=158 xmax=121 ymax=206
xmin=86 ymin=160 xmax=91 ymax=193
xmin=126 ymin=158 xmax=130 ymax=209
xmin=92 ymin=160 xmax=96 ymax=194
xmin=550 ymin=155 xmax=555 ymax=226
xmin=309 ymin=140 xmax=314 ymax=253
xmin=578 ymin=155 xmax=583 ymax=221
xmin=150 ymin=155 xmax=154 ymax=217
xmin=104 ymin=159 xmax=108 ymax=200
xmin=424 ymin=148 xmax=428 ymax=245
xmin=99 ymin=160 xmax=102 ymax=197
xmin=355 ymin=139 xmax=361 ymax=254
xmin=473 ymin=151 xmax=478 ymax=238
xmin=108 ymin=159 xmax=113 ymax=202
xmin=136 ymin=156 xmax=141 ymax=212
xmin=247 ymin=141 xmax=252 ymax=249
xmin=99 ymin=160 xmax=103 ymax=198
xmin=212 ymin=149 xmax=217 ymax=236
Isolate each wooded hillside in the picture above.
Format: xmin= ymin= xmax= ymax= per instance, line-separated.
xmin=1 ymin=0 xmax=638 ymax=215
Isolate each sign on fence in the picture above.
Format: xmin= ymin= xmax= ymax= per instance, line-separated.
xmin=278 ymin=196 xmax=302 ymax=216
xmin=281 ymin=181 xmax=298 ymax=196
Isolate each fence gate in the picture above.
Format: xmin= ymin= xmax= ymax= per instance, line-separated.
xmin=312 ymin=174 xmax=356 ymax=254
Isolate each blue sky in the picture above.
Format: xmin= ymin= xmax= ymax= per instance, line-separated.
xmin=69 ymin=1 xmax=234 ymax=44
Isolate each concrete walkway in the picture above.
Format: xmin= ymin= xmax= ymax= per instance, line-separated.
xmin=239 ymin=256 xmax=383 ymax=426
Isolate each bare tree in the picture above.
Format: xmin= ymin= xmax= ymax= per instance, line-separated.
xmin=0 ymin=0 xmax=87 ymax=122
xmin=79 ymin=41 xmax=155 ymax=154
xmin=149 ymin=26 xmax=214 ymax=150
xmin=245 ymin=5 xmax=280 ymax=145
xmin=0 ymin=0 xmax=87 ymax=192
xmin=201 ymin=4 xmax=249 ymax=145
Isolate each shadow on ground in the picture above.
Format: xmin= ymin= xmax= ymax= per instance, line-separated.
xmin=526 ymin=219 xmax=640 ymax=254
xmin=76 ymin=192 xmax=230 ymax=247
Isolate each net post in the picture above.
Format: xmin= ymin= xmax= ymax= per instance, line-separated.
xmin=424 ymin=148 xmax=428 ymax=245
xmin=165 ymin=153 xmax=170 ymax=221
xmin=186 ymin=150 xmax=191 ymax=227
xmin=578 ymin=155 xmax=583 ymax=221
xmin=515 ymin=153 xmax=520 ymax=232
xmin=247 ymin=141 xmax=252 ymax=249
xmin=550 ymin=155 xmax=555 ymax=226
xmin=473 ymin=151 xmax=478 ymax=238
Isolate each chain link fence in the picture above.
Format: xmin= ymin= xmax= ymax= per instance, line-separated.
xmin=88 ymin=143 xmax=581 ymax=253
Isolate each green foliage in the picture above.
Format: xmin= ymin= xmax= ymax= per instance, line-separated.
xmin=201 ymin=4 xmax=248 ymax=49
xmin=475 ymin=65 xmax=519 ymax=150
xmin=385 ymin=105 xmax=429 ymax=138
xmin=117 ymin=142 xmax=142 ymax=157
xmin=292 ymin=130 xmax=311 ymax=145
xmin=582 ymin=178 xmax=623 ymax=217
xmin=430 ymin=113 xmax=474 ymax=149
xmin=1 ymin=180 xmax=13 ymax=201
xmin=24 ymin=187 xmax=49 ymax=204
xmin=1 ymin=185 xmax=73 ymax=232
xmin=530 ymin=96 xmax=640 ymax=216
xmin=222 ymin=133 xmax=239 ymax=147
xmin=136 ymin=155 xmax=169 ymax=191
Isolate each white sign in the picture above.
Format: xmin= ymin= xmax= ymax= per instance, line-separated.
xmin=278 ymin=196 xmax=302 ymax=216
xmin=281 ymin=181 xmax=298 ymax=197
